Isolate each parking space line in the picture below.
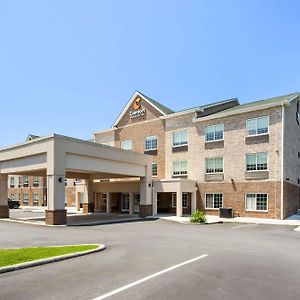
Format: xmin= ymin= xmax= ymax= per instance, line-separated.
xmin=232 ymin=224 xmax=258 ymax=229
xmin=92 ymin=254 xmax=208 ymax=300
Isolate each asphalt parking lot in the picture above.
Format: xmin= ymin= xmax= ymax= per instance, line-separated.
xmin=1 ymin=219 xmax=300 ymax=300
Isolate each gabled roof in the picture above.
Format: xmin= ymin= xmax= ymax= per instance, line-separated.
xmin=112 ymin=91 xmax=174 ymax=127
xmin=26 ymin=134 xmax=40 ymax=142
xmin=161 ymin=97 xmax=239 ymax=119
xmin=137 ymin=91 xmax=174 ymax=115
xmin=194 ymin=92 xmax=300 ymax=122
xmin=217 ymin=92 xmax=299 ymax=114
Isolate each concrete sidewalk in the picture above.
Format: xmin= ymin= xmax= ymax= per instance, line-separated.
xmin=159 ymin=214 xmax=300 ymax=227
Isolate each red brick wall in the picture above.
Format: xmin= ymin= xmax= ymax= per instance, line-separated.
xmin=198 ymin=181 xmax=281 ymax=219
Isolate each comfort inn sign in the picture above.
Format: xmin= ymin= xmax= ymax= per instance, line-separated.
xmin=129 ymin=97 xmax=146 ymax=119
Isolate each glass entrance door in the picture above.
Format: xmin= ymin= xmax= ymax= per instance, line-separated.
xmin=121 ymin=193 xmax=129 ymax=212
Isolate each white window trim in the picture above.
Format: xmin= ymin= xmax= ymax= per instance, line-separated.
xmin=245 ymin=152 xmax=268 ymax=172
xmin=152 ymin=162 xmax=158 ymax=177
xmin=23 ymin=194 xmax=29 ymax=202
xmin=246 ymin=115 xmax=269 ymax=137
xmin=172 ymin=160 xmax=188 ymax=177
xmin=205 ymin=123 xmax=224 ymax=143
xmin=121 ymin=140 xmax=133 ymax=150
xmin=172 ymin=130 xmax=188 ymax=147
xmin=145 ymin=136 xmax=158 ymax=151
xmin=244 ymin=193 xmax=268 ymax=212
xmin=205 ymin=193 xmax=223 ymax=210
xmin=205 ymin=157 xmax=224 ymax=174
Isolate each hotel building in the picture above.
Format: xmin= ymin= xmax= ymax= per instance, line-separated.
xmin=4 ymin=91 xmax=300 ymax=221
xmin=79 ymin=91 xmax=300 ymax=220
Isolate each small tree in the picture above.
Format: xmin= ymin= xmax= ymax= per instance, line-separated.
xmin=190 ymin=209 xmax=207 ymax=224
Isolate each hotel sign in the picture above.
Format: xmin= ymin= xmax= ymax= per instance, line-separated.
xmin=130 ymin=97 xmax=146 ymax=119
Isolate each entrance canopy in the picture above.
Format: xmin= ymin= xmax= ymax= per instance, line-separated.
xmin=0 ymin=134 xmax=152 ymax=224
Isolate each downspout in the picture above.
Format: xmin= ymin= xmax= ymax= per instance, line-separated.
xmin=280 ymin=103 xmax=285 ymax=220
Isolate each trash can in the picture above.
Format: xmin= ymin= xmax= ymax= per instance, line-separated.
xmin=219 ymin=207 xmax=233 ymax=218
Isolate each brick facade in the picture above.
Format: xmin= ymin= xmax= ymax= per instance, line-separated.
xmin=93 ymin=92 xmax=300 ymax=219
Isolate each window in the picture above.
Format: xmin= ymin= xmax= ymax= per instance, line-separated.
xmin=152 ymin=163 xmax=158 ymax=177
xmin=246 ymin=116 xmax=269 ymax=136
xmin=245 ymin=193 xmax=268 ymax=212
xmin=9 ymin=177 xmax=15 ymax=188
xmin=182 ymin=193 xmax=188 ymax=208
xmin=205 ymin=157 xmax=224 ymax=173
xmin=205 ymin=194 xmax=223 ymax=209
xmin=79 ymin=193 xmax=84 ymax=204
xmin=121 ymin=140 xmax=132 ymax=150
xmin=172 ymin=193 xmax=177 ymax=207
xmin=246 ymin=152 xmax=268 ymax=171
xmin=33 ymin=176 xmax=39 ymax=187
xmin=173 ymin=160 xmax=188 ymax=176
xmin=172 ymin=130 xmax=188 ymax=147
xmin=172 ymin=193 xmax=189 ymax=208
xmin=205 ymin=124 xmax=224 ymax=142
xmin=23 ymin=193 xmax=28 ymax=205
xmin=102 ymin=193 xmax=107 ymax=205
xmin=23 ymin=176 xmax=29 ymax=188
xmin=145 ymin=136 xmax=157 ymax=151
xmin=33 ymin=193 xmax=39 ymax=206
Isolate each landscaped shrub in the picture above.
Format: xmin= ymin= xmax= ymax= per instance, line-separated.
xmin=190 ymin=209 xmax=207 ymax=224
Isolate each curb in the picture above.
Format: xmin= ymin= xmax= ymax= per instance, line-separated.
xmin=0 ymin=244 xmax=105 ymax=274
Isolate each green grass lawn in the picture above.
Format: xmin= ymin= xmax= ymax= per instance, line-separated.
xmin=0 ymin=245 xmax=99 ymax=268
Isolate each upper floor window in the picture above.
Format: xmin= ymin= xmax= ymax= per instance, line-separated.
xmin=145 ymin=136 xmax=158 ymax=151
xmin=33 ymin=176 xmax=39 ymax=187
xmin=246 ymin=152 xmax=268 ymax=171
xmin=23 ymin=176 xmax=29 ymax=188
xmin=173 ymin=130 xmax=188 ymax=147
xmin=152 ymin=163 xmax=158 ymax=177
xmin=9 ymin=177 xmax=15 ymax=188
xmin=246 ymin=116 xmax=269 ymax=136
xmin=121 ymin=140 xmax=132 ymax=150
xmin=205 ymin=157 xmax=224 ymax=173
xmin=245 ymin=193 xmax=268 ymax=212
xmin=205 ymin=124 xmax=224 ymax=142
xmin=173 ymin=160 xmax=188 ymax=176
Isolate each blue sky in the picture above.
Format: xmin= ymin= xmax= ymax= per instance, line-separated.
xmin=0 ymin=0 xmax=299 ymax=146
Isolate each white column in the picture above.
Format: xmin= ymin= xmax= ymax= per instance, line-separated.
xmin=191 ymin=191 xmax=197 ymax=214
xmin=129 ymin=192 xmax=134 ymax=215
xmin=47 ymin=174 xmax=65 ymax=210
xmin=152 ymin=190 xmax=158 ymax=215
xmin=75 ymin=192 xmax=80 ymax=211
xmin=84 ymin=179 xmax=94 ymax=205
xmin=106 ymin=193 xmax=111 ymax=214
xmin=176 ymin=189 xmax=183 ymax=217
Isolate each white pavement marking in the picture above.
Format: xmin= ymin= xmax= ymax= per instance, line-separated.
xmin=92 ymin=254 xmax=208 ymax=300
xmin=232 ymin=224 xmax=258 ymax=229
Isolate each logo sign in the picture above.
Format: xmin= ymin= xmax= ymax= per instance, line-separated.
xmin=130 ymin=97 xmax=146 ymax=119
xmin=297 ymin=101 xmax=300 ymax=125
